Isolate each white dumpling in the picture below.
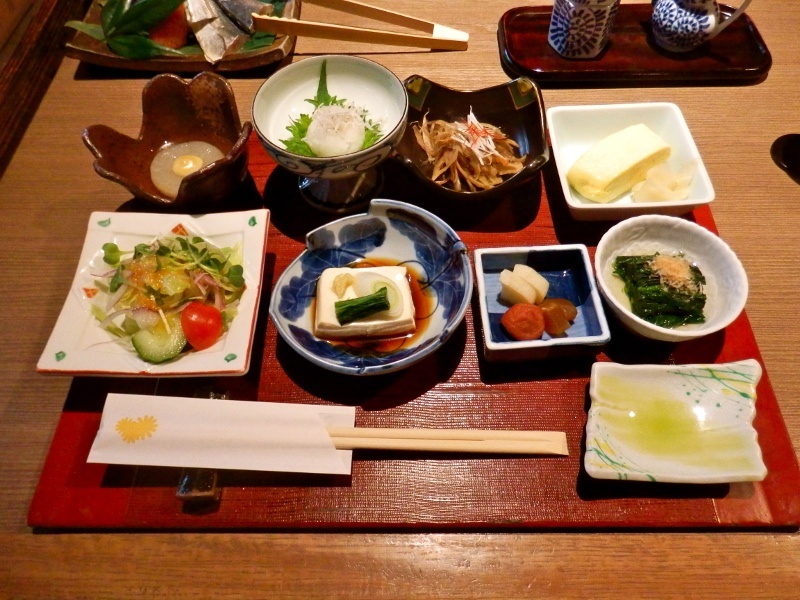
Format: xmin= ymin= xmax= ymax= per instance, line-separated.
xmin=305 ymin=105 xmax=366 ymax=157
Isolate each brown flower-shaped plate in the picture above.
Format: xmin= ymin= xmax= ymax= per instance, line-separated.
xmin=83 ymin=71 xmax=252 ymax=212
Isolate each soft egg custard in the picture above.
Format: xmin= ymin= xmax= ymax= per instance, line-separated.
xmin=150 ymin=141 xmax=225 ymax=198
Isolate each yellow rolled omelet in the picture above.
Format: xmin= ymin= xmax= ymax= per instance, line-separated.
xmin=567 ymin=124 xmax=671 ymax=203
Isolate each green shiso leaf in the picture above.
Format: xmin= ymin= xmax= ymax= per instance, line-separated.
xmin=65 ymin=21 xmax=106 ymax=41
xmin=281 ymin=59 xmax=382 ymax=157
xmin=110 ymin=0 xmax=186 ymax=37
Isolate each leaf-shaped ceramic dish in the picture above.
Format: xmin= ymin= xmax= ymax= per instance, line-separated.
xmin=64 ymin=0 xmax=297 ymax=72
xmin=585 ymin=360 xmax=767 ymax=484
xmin=83 ymin=71 xmax=251 ymax=212
xmin=37 ymin=209 xmax=269 ymax=377
xmin=269 ymin=199 xmax=472 ymax=375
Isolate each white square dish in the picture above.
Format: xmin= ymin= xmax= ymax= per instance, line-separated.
xmin=585 ymin=360 xmax=767 ymax=484
xmin=547 ymin=102 xmax=714 ymax=221
xmin=37 ymin=209 xmax=269 ymax=377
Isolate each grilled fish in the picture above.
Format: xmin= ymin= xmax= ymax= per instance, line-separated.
xmin=215 ymin=0 xmax=274 ymax=34
xmin=185 ymin=0 xmax=248 ymax=64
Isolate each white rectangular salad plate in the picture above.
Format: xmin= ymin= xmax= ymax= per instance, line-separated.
xmin=585 ymin=360 xmax=767 ymax=484
xmin=37 ymin=209 xmax=269 ymax=377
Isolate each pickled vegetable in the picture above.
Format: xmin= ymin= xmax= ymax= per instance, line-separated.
xmin=500 ymin=303 xmax=545 ymax=341
xmin=540 ymin=298 xmax=576 ymax=335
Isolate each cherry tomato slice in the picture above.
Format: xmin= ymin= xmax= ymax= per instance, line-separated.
xmin=180 ymin=301 xmax=223 ymax=350
xmin=500 ymin=303 xmax=545 ymax=341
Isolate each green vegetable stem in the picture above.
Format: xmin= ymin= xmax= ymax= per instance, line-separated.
xmin=334 ymin=287 xmax=390 ymax=325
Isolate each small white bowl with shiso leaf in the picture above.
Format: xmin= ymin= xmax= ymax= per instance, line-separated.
xmin=252 ymin=55 xmax=408 ymax=213
xmin=595 ymin=215 xmax=748 ymax=342
xmin=547 ymin=102 xmax=715 ymax=221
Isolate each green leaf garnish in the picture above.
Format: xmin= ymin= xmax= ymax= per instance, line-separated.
xmin=242 ymin=32 xmax=278 ymax=52
xmin=108 ymin=267 xmax=126 ymax=293
xmin=227 ymin=265 xmax=245 ymax=288
xmin=64 ymin=21 xmax=106 ymax=41
xmin=101 ymin=0 xmax=131 ymax=35
xmin=110 ymin=0 xmax=186 ymax=37
xmin=612 ymin=253 xmax=706 ymax=328
xmin=102 ymin=242 xmax=121 ymax=265
xmin=107 ymin=34 xmax=177 ymax=60
xmin=280 ymin=59 xmax=383 ymax=157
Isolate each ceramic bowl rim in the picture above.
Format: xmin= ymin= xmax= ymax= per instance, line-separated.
xmin=268 ymin=198 xmax=473 ymax=375
xmin=251 ymin=55 xmax=409 ymax=165
xmin=594 ymin=214 xmax=749 ymax=341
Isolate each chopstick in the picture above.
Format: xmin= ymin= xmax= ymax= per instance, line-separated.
xmin=252 ymin=0 xmax=469 ymax=50
xmin=326 ymin=427 xmax=568 ymax=455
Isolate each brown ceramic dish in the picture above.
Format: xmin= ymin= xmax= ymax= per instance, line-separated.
xmin=393 ymin=75 xmax=549 ymax=202
xmin=64 ymin=0 xmax=297 ymax=72
xmin=83 ymin=71 xmax=251 ymax=212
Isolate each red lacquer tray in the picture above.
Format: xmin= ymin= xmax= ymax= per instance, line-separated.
xmin=28 ymin=137 xmax=800 ymax=530
xmin=498 ymin=4 xmax=772 ymax=86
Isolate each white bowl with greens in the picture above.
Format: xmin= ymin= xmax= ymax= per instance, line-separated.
xmin=594 ymin=215 xmax=748 ymax=342
xmin=252 ymin=55 xmax=408 ymax=213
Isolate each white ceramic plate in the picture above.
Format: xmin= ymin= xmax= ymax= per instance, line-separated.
xmin=547 ymin=102 xmax=715 ymax=221
xmin=594 ymin=214 xmax=748 ymax=342
xmin=585 ymin=360 xmax=767 ymax=484
xmin=38 ymin=209 xmax=269 ymax=377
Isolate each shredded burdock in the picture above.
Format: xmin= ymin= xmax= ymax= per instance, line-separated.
xmin=412 ymin=109 xmax=526 ymax=192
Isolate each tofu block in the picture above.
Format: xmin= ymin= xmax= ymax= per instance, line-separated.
xmin=314 ymin=266 xmax=416 ymax=340
xmin=499 ymin=269 xmax=537 ymax=305
xmin=567 ymin=124 xmax=671 ymax=203
xmin=512 ymin=264 xmax=549 ymax=304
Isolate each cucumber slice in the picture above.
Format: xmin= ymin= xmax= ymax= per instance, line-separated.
xmin=131 ymin=314 xmax=187 ymax=364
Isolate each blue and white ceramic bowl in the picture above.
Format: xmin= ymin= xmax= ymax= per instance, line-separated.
xmin=252 ymin=55 xmax=408 ymax=180
xmin=269 ymin=199 xmax=472 ymax=375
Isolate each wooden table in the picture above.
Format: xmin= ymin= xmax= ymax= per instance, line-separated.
xmin=1 ymin=0 xmax=799 ymax=596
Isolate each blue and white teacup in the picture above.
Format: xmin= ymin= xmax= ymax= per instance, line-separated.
xmin=548 ymin=0 xmax=621 ymax=59
xmin=651 ymin=0 xmax=755 ymax=53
